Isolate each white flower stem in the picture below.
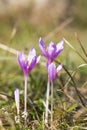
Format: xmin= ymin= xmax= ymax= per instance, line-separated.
xmin=45 ymin=78 xmax=50 ymax=124
xmin=51 ymin=80 xmax=53 ymax=128
xmin=17 ymin=101 xmax=20 ymax=123
xmin=24 ymin=76 xmax=28 ymax=127
xmin=14 ymin=89 xmax=20 ymax=123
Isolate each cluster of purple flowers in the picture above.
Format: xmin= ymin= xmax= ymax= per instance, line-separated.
xmin=15 ymin=37 xmax=64 ymax=125
xmin=39 ymin=38 xmax=64 ymax=124
xmin=39 ymin=37 xmax=64 ymax=81
xmin=18 ymin=37 xmax=64 ymax=80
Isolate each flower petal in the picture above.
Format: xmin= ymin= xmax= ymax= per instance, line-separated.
xmin=47 ymin=41 xmax=56 ymax=58
xmin=18 ymin=52 xmax=26 ymax=70
xmin=28 ymin=48 xmax=36 ymax=63
xmin=39 ymin=37 xmax=47 ymax=57
xmin=56 ymin=40 xmax=64 ymax=56
xmin=28 ymin=56 xmax=37 ymax=72
xmin=17 ymin=48 xmax=40 ymax=77
xmin=57 ymin=64 xmax=62 ymax=74
xmin=36 ymin=55 xmax=41 ymax=64
xmin=48 ymin=63 xmax=56 ymax=81
xmin=18 ymin=52 xmax=29 ymax=76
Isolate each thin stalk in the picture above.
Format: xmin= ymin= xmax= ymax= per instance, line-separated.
xmin=51 ymin=81 xmax=53 ymax=128
xmin=75 ymin=33 xmax=87 ymax=57
xmin=17 ymin=96 xmax=20 ymax=124
xmin=14 ymin=89 xmax=20 ymax=123
xmin=24 ymin=76 xmax=28 ymax=127
xmin=55 ymin=59 xmax=87 ymax=107
xmin=63 ymin=38 xmax=87 ymax=63
xmin=45 ymin=78 xmax=50 ymax=124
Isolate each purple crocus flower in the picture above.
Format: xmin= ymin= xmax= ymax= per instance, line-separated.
xmin=18 ymin=48 xmax=41 ymax=125
xmin=18 ymin=48 xmax=41 ymax=77
xmin=39 ymin=37 xmax=64 ymax=64
xmin=47 ymin=62 xmax=62 ymax=81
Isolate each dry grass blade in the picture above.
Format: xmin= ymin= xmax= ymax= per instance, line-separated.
xmin=0 ymin=92 xmax=14 ymax=99
xmin=0 ymin=42 xmax=19 ymax=55
xmin=64 ymin=63 xmax=87 ymax=89
xmin=82 ymin=81 xmax=87 ymax=88
xmin=63 ymin=38 xmax=87 ymax=63
xmin=63 ymin=64 xmax=87 ymax=103
xmin=63 ymin=64 xmax=86 ymax=107
xmin=75 ymin=33 xmax=87 ymax=57
xmin=55 ymin=59 xmax=87 ymax=106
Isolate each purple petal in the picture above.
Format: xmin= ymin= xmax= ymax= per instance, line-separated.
xmin=36 ymin=55 xmax=41 ymax=64
xmin=55 ymin=40 xmax=64 ymax=56
xmin=28 ymin=56 xmax=37 ymax=72
xmin=17 ymin=49 xmax=40 ymax=77
xmin=48 ymin=41 xmax=56 ymax=49
xmin=28 ymin=48 xmax=36 ymax=64
xmin=57 ymin=64 xmax=62 ymax=74
xmin=18 ymin=52 xmax=29 ymax=76
xmin=39 ymin=37 xmax=47 ymax=57
xmin=48 ymin=63 xmax=56 ymax=81
xmin=47 ymin=41 xmax=56 ymax=58
xmin=18 ymin=52 xmax=26 ymax=70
